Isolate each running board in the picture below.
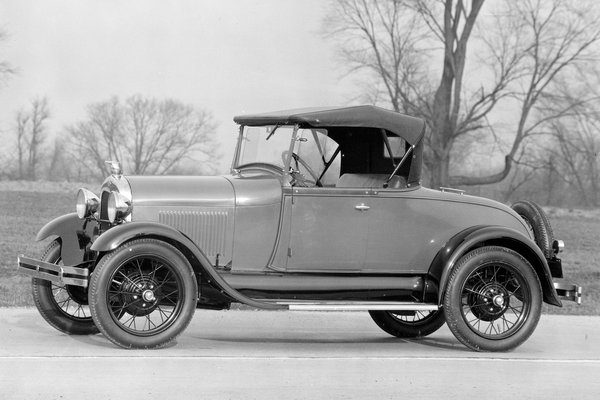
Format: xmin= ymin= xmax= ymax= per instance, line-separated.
xmin=263 ymin=300 xmax=440 ymax=311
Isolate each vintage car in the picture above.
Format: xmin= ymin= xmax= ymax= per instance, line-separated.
xmin=18 ymin=105 xmax=582 ymax=351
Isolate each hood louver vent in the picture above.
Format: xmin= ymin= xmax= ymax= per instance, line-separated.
xmin=159 ymin=210 xmax=230 ymax=258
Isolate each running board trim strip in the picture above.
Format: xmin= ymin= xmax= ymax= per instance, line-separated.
xmin=266 ymin=301 xmax=439 ymax=312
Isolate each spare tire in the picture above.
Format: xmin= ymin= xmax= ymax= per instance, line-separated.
xmin=511 ymin=200 xmax=554 ymax=258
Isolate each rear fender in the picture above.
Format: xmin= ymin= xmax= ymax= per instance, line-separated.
xmin=430 ymin=225 xmax=561 ymax=307
xmin=36 ymin=213 xmax=96 ymax=265
xmin=90 ymin=221 xmax=285 ymax=310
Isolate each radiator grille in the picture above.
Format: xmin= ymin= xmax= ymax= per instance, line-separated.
xmin=158 ymin=210 xmax=230 ymax=258
xmin=100 ymin=191 xmax=110 ymax=220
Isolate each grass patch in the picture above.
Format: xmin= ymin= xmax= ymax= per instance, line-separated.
xmin=0 ymin=189 xmax=79 ymax=306
xmin=1 ymin=185 xmax=597 ymax=314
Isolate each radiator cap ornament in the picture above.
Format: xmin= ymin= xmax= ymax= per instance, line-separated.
xmin=105 ymin=160 xmax=123 ymax=177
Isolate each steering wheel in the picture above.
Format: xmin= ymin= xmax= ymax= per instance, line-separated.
xmin=235 ymin=162 xmax=285 ymax=176
xmin=282 ymin=151 xmax=322 ymax=187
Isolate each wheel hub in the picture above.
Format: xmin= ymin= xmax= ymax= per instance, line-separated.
xmin=118 ymin=273 xmax=160 ymax=317
xmin=469 ymin=283 xmax=510 ymax=321
xmin=142 ymin=289 xmax=156 ymax=302
xmin=492 ymin=294 xmax=505 ymax=307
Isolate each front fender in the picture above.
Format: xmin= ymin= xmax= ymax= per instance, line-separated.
xmin=36 ymin=213 xmax=96 ymax=265
xmin=430 ymin=225 xmax=561 ymax=307
xmin=90 ymin=222 xmax=285 ymax=310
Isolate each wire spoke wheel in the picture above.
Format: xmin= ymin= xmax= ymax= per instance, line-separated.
xmin=51 ymin=282 xmax=93 ymax=320
xmin=31 ymin=240 xmax=98 ymax=335
xmin=460 ymin=262 xmax=529 ymax=340
xmin=389 ymin=310 xmax=437 ymax=324
xmin=89 ymin=239 xmax=197 ymax=349
xmin=369 ymin=308 xmax=445 ymax=338
xmin=107 ymin=256 xmax=184 ymax=336
xmin=444 ymin=246 xmax=542 ymax=352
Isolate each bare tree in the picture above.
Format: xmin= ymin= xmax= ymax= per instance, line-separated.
xmin=325 ymin=0 xmax=600 ymax=188
xmin=14 ymin=97 xmax=50 ymax=180
xmin=545 ymin=109 xmax=600 ymax=207
xmin=67 ymin=95 xmax=218 ymax=180
xmin=46 ymin=136 xmax=78 ymax=181
xmin=0 ymin=29 xmax=15 ymax=85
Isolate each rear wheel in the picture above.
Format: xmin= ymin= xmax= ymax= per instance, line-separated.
xmin=31 ymin=240 xmax=98 ymax=335
xmin=369 ymin=309 xmax=445 ymax=338
xmin=444 ymin=246 xmax=542 ymax=352
xmin=89 ymin=238 xmax=198 ymax=349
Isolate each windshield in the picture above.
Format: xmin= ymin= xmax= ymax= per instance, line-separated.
xmin=237 ymin=125 xmax=295 ymax=169
xmin=235 ymin=125 xmax=341 ymax=187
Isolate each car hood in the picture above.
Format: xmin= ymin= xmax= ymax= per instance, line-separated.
xmin=126 ymin=175 xmax=235 ymax=208
xmin=123 ymin=174 xmax=282 ymax=209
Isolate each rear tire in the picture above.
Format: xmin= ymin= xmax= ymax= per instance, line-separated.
xmin=31 ymin=240 xmax=99 ymax=335
xmin=444 ymin=246 xmax=542 ymax=352
xmin=369 ymin=309 xmax=445 ymax=338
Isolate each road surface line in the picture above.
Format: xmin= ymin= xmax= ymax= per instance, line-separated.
xmin=1 ymin=355 xmax=599 ymax=363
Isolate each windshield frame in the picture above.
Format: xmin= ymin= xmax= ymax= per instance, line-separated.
xmin=231 ymin=124 xmax=299 ymax=183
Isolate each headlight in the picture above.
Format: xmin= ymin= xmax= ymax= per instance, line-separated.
xmin=107 ymin=191 xmax=132 ymax=223
xmin=76 ymin=188 xmax=100 ymax=219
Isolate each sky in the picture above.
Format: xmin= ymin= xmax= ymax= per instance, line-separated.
xmin=0 ymin=0 xmax=356 ymax=171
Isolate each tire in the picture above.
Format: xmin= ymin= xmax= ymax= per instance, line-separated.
xmin=369 ymin=309 xmax=445 ymax=338
xmin=89 ymin=238 xmax=198 ymax=349
xmin=443 ymin=246 xmax=542 ymax=352
xmin=511 ymin=200 xmax=554 ymax=258
xmin=31 ymin=240 xmax=99 ymax=335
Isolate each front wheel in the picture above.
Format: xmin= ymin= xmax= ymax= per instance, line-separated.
xmin=89 ymin=238 xmax=198 ymax=349
xmin=369 ymin=309 xmax=445 ymax=338
xmin=31 ymin=240 xmax=99 ymax=335
xmin=443 ymin=246 xmax=542 ymax=352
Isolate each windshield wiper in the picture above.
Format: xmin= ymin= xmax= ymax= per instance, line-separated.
xmin=265 ymin=125 xmax=279 ymax=141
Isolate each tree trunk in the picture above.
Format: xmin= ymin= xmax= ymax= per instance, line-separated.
xmin=430 ymin=154 xmax=450 ymax=189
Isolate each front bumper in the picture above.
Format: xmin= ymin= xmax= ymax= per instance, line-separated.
xmin=553 ymin=279 xmax=583 ymax=305
xmin=17 ymin=255 xmax=89 ymax=287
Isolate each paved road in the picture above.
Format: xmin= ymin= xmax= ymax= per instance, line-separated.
xmin=1 ymin=308 xmax=598 ymax=399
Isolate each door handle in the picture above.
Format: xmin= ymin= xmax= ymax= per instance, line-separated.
xmin=354 ymin=203 xmax=370 ymax=211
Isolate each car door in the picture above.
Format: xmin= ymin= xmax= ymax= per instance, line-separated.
xmin=285 ymin=187 xmax=369 ymax=273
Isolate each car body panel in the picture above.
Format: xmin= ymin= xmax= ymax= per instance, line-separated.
xmin=128 ymin=175 xmax=235 ymax=208
xmin=277 ymin=185 xmax=532 ymax=275
xmin=225 ymin=174 xmax=283 ymax=272
xmin=35 ymin=213 xmax=95 ymax=265
xmin=124 ymin=174 xmax=286 ymax=271
xmin=88 ymin=220 xmax=286 ymax=310
xmin=222 ymin=273 xmax=424 ymax=301
xmin=126 ymin=175 xmax=235 ymax=266
xmin=286 ymin=187 xmax=369 ymax=272
xmin=362 ymin=187 xmax=531 ymax=273
xmin=432 ymin=225 xmax=562 ymax=306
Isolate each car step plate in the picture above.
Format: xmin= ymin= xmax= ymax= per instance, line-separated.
xmin=266 ymin=301 xmax=440 ymax=311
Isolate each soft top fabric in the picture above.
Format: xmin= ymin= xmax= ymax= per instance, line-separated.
xmin=234 ymin=105 xmax=425 ymax=145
